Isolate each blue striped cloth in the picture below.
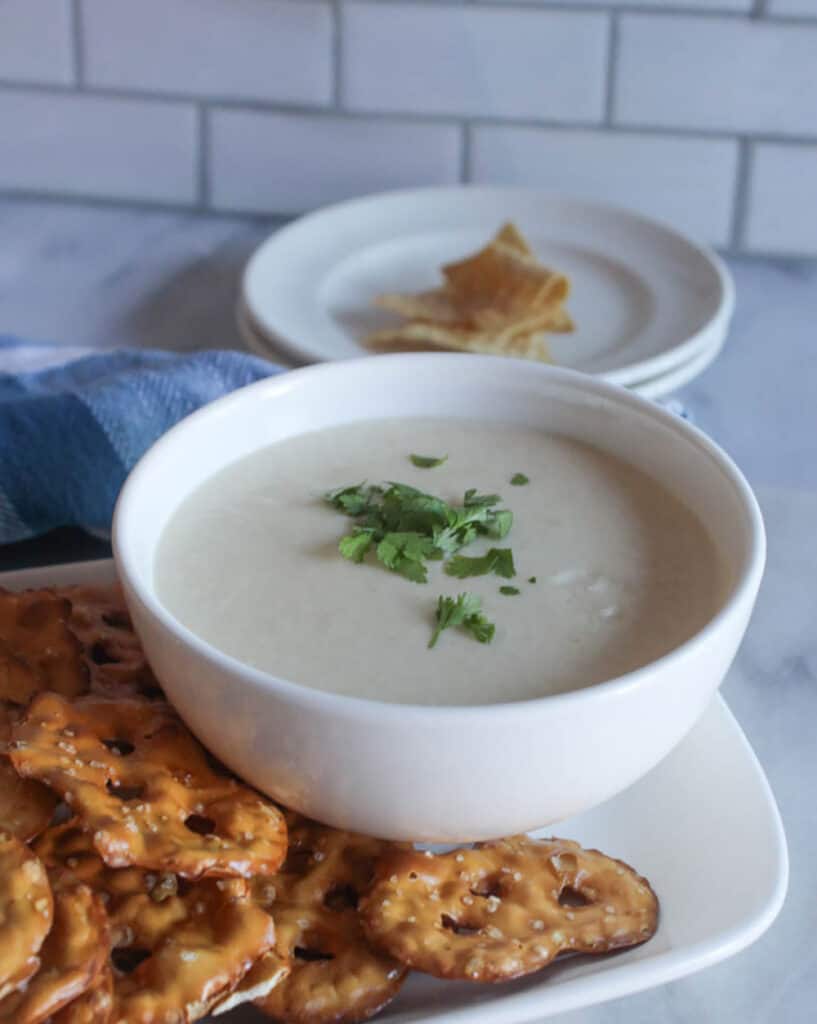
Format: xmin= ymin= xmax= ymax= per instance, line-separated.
xmin=0 ymin=339 xmax=281 ymax=544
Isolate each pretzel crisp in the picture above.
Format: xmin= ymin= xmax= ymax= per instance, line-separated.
xmin=0 ymin=705 xmax=57 ymax=842
xmin=61 ymin=585 xmax=164 ymax=701
xmin=360 ymin=836 xmax=659 ymax=982
xmin=0 ymin=831 xmax=53 ymax=1001
xmin=11 ymin=691 xmax=288 ymax=879
xmin=35 ymin=822 xmax=277 ymax=1023
xmin=0 ymin=882 xmax=109 ymax=1023
xmin=49 ymin=966 xmax=114 ymax=1024
xmin=253 ymin=815 xmax=408 ymax=1024
xmin=0 ymin=589 xmax=87 ymax=705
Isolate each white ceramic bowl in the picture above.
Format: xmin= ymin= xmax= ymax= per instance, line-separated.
xmin=113 ymin=355 xmax=765 ymax=842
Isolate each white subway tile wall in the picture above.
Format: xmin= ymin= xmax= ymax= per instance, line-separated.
xmin=0 ymin=0 xmax=815 ymax=254
xmin=209 ymin=110 xmax=461 ymax=214
xmin=745 ymin=145 xmax=817 ymax=256
xmin=341 ymin=3 xmax=608 ymax=121
xmin=0 ymin=0 xmax=74 ymax=85
xmin=616 ymin=15 xmax=817 ymax=136
xmin=81 ymin=0 xmax=333 ymax=105
xmin=471 ymin=127 xmax=738 ymax=247
xmin=0 ymin=91 xmax=197 ymax=203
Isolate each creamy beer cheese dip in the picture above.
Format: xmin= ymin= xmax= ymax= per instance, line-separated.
xmin=155 ymin=418 xmax=725 ymax=706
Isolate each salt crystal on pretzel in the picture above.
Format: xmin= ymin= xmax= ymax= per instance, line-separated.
xmin=60 ymin=585 xmax=164 ymax=701
xmin=0 ymin=881 xmax=108 ymax=1023
xmin=0 ymin=589 xmax=87 ymax=705
xmin=0 ymin=830 xmax=53 ymax=1001
xmin=11 ymin=692 xmax=287 ymax=879
xmin=35 ymin=822 xmax=278 ymax=1023
xmin=253 ymin=815 xmax=408 ymax=1024
xmin=360 ymin=836 xmax=658 ymax=982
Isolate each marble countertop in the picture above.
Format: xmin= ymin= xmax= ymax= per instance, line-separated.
xmin=1 ymin=197 xmax=815 ymax=1023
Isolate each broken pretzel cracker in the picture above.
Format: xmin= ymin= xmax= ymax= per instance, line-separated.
xmin=0 ymin=589 xmax=87 ymax=705
xmin=60 ymin=584 xmax=164 ymax=701
xmin=253 ymin=815 xmax=408 ymax=1024
xmin=0 ymin=830 xmax=53 ymax=1002
xmin=0 ymin=882 xmax=108 ymax=1023
xmin=35 ymin=823 xmax=276 ymax=1024
xmin=11 ymin=692 xmax=287 ymax=879
xmin=360 ymin=836 xmax=658 ymax=982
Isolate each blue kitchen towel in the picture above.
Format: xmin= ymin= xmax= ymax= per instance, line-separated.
xmin=0 ymin=338 xmax=281 ymax=544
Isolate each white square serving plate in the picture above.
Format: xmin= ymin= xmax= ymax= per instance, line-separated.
xmin=0 ymin=559 xmax=787 ymax=1024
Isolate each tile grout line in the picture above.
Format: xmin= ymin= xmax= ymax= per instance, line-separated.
xmin=730 ymin=138 xmax=754 ymax=250
xmin=4 ymin=77 xmax=817 ymax=147
xmin=460 ymin=122 xmax=472 ymax=183
xmin=331 ymin=0 xmax=343 ymax=108
xmin=603 ymin=12 xmax=619 ymax=126
xmin=197 ymin=105 xmax=210 ymax=210
xmin=70 ymin=0 xmax=85 ymax=88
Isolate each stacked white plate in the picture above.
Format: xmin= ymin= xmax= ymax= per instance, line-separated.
xmin=238 ymin=188 xmax=734 ymax=399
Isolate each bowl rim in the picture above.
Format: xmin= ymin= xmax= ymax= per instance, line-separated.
xmin=113 ymin=353 xmax=766 ymax=720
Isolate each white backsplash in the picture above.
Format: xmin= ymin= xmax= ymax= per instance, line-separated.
xmin=0 ymin=0 xmax=815 ymax=255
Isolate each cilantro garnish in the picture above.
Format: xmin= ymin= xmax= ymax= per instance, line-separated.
xmin=445 ymin=548 xmax=516 ymax=580
xmin=429 ymin=593 xmax=495 ymax=649
xmin=499 ymin=585 xmax=520 ymax=596
xmin=324 ymin=481 xmax=513 ymax=583
xmin=510 ymin=473 xmax=529 ymax=486
xmin=410 ymin=453 xmax=447 ymax=469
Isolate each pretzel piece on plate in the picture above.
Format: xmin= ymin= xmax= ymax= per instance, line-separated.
xmin=0 ymin=831 xmax=53 ymax=1001
xmin=0 ymin=705 xmax=57 ymax=842
xmin=11 ymin=692 xmax=288 ymax=879
xmin=0 ymin=882 xmax=108 ymax=1023
xmin=49 ymin=966 xmax=113 ymax=1024
xmin=60 ymin=585 xmax=164 ymax=701
xmin=0 ymin=589 xmax=87 ymax=705
xmin=253 ymin=815 xmax=408 ymax=1024
xmin=35 ymin=822 xmax=277 ymax=1023
xmin=360 ymin=836 xmax=659 ymax=982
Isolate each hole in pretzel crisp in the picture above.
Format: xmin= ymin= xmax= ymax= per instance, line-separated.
xmin=441 ymin=914 xmax=480 ymax=937
xmin=294 ymin=946 xmax=335 ymax=963
xmin=102 ymin=610 xmax=132 ymax=630
xmin=106 ymin=780 xmax=145 ymax=802
xmin=103 ymin=738 xmax=135 ymax=757
xmin=111 ymin=947 xmax=151 ymax=974
xmin=323 ymin=884 xmax=359 ymax=912
xmin=90 ymin=642 xmax=119 ymax=666
xmin=558 ymin=886 xmax=590 ymax=908
xmin=184 ymin=814 xmax=216 ymax=836
xmin=283 ymin=849 xmax=315 ymax=875
xmin=470 ymin=876 xmax=503 ymax=899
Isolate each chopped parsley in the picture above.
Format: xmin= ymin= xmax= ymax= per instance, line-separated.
xmin=510 ymin=473 xmax=529 ymax=486
xmin=429 ymin=593 xmax=495 ymax=649
xmin=445 ymin=547 xmax=516 ymax=580
xmin=324 ymin=481 xmax=513 ymax=584
xmin=499 ymin=585 xmax=520 ymax=596
xmin=409 ymin=453 xmax=447 ymax=469
xmin=528 ymin=576 xmax=537 ymax=584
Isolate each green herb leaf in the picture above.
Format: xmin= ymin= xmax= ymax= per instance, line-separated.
xmin=324 ymin=483 xmax=381 ymax=517
xmin=338 ymin=528 xmax=376 ymax=563
xmin=528 ymin=576 xmax=537 ymax=584
xmin=375 ymin=532 xmax=439 ymax=584
xmin=499 ymin=585 xmax=520 ymax=596
xmin=444 ymin=547 xmax=516 ymax=580
xmin=409 ymin=453 xmax=448 ymax=469
xmin=510 ymin=473 xmax=529 ymax=486
xmin=429 ymin=593 xmax=495 ymax=649
xmin=482 ymin=508 xmax=513 ymax=540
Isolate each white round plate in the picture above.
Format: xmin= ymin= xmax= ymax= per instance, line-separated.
xmin=243 ymin=187 xmax=734 ymax=387
xmin=238 ymin=295 xmax=724 ymax=398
